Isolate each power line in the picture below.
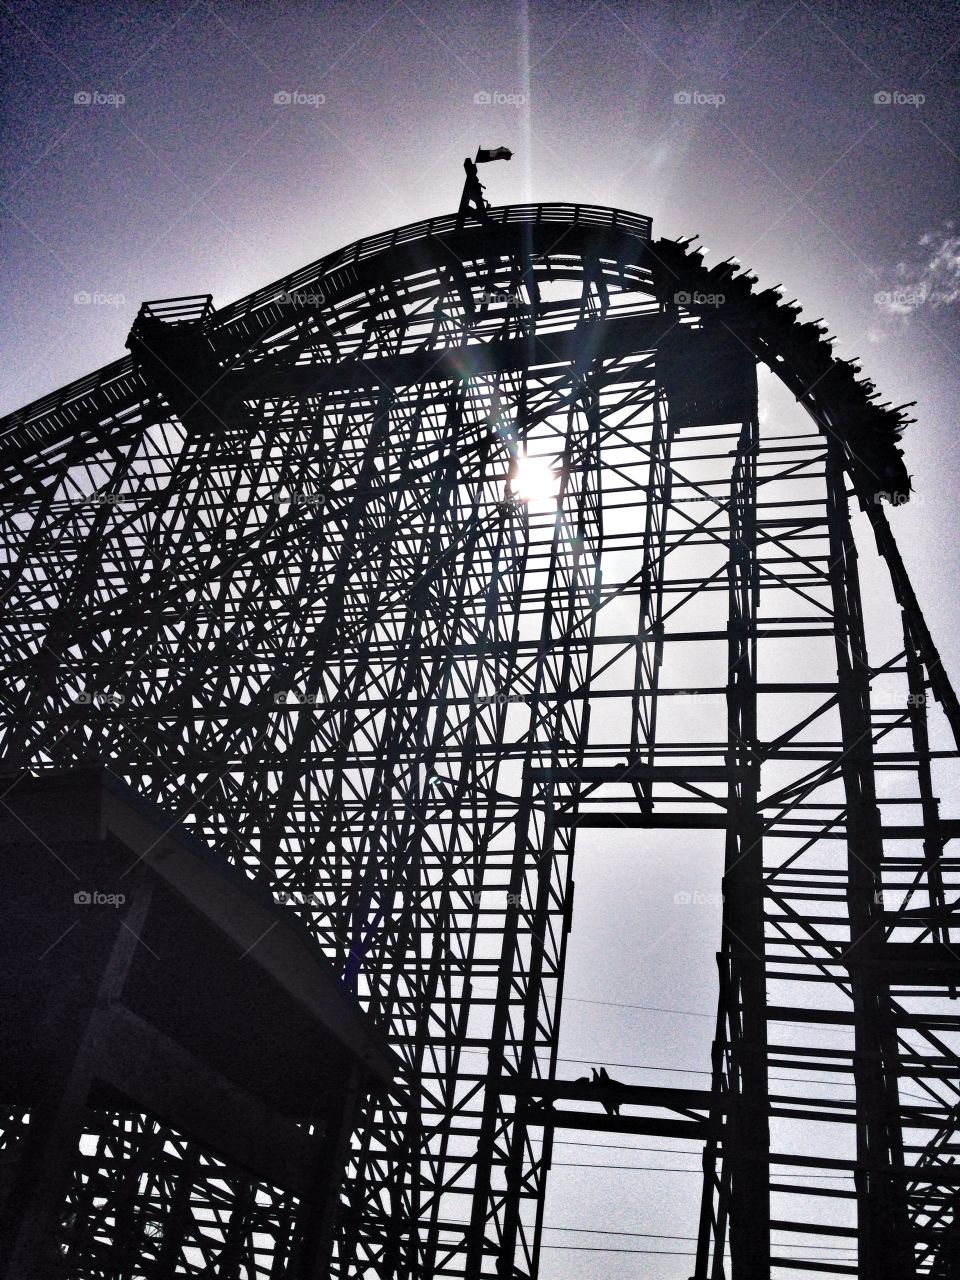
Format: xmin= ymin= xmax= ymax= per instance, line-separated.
xmin=551 ymin=1054 xmax=935 ymax=1103
xmin=540 ymin=1243 xmax=855 ymax=1256
xmin=554 ymin=1141 xmax=704 ymax=1154
xmin=434 ymin=1222 xmax=852 ymax=1255
xmin=544 ymin=1227 xmax=698 ymax=1238
xmin=457 ymin=1047 xmax=712 ymax=1075
xmin=553 ymin=1162 xmax=701 ymax=1172
xmin=566 ymin=1057 xmax=935 ymax=1101
xmin=561 ymin=992 xmax=858 ymax=1034
xmin=551 ymin=1138 xmax=857 ymax=1168
xmin=459 ymin=1045 xmax=934 ymax=1104
xmin=540 ymin=1226 xmax=854 ymax=1252
xmin=555 ymin=1054 xmax=709 ymax=1074
xmin=540 ymin=1245 xmax=697 ymax=1254
xmin=460 ymin=1045 xmax=920 ymax=1096
xmin=551 ymin=1162 xmax=853 ymax=1178
xmin=563 ymin=995 xmax=714 ymax=1017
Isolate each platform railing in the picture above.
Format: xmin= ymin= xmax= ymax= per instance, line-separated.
xmin=220 ymin=202 xmax=652 ymax=326
xmin=132 ymin=295 xmax=215 ymax=327
xmin=1 ymin=204 xmax=652 ymax=447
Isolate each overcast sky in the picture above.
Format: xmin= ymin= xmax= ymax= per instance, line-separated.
xmin=3 ymin=2 xmax=958 ymax=1275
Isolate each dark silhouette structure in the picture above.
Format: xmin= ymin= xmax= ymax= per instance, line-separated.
xmin=1 ymin=182 xmax=958 ymax=1276
xmin=591 ymin=1067 xmax=620 ymax=1116
xmin=0 ymin=768 xmax=394 ymax=1279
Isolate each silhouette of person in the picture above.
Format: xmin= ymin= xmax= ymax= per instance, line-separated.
xmin=458 ymin=157 xmax=489 ymax=226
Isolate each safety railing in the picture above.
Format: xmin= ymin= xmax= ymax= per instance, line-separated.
xmin=1 ymin=204 xmax=652 ymax=446
xmin=221 ymin=203 xmax=652 ymax=326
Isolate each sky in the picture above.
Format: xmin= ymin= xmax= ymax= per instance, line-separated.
xmin=3 ymin=1 xmax=959 ymax=1275
xmin=3 ymin=0 xmax=959 ymax=661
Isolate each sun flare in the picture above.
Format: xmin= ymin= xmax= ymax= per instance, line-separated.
xmin=510 ymin=456 xmax=559 ymax=503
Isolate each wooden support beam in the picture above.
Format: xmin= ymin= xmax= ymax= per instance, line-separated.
xmin=89 ymin=1004 xmax=322 ymax=1199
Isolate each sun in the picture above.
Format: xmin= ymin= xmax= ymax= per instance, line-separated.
xmin=510 ymin=456 xmax=560 ymax=503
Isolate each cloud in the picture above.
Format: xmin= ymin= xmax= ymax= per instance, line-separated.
xmin=875 ymin=221 xmax=960 ymax=316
